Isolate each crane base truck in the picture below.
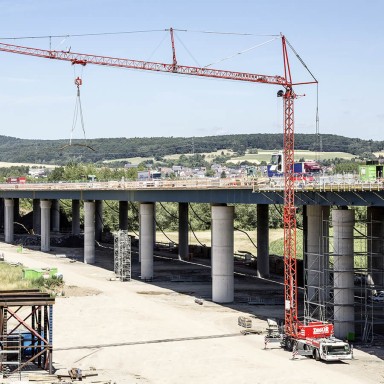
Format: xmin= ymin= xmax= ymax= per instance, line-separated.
xmin=265 ymin=319 xmax=353 ymax=362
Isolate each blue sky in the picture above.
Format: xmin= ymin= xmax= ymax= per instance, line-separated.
xmin=0 ymin=0 xmax=382 ymax=142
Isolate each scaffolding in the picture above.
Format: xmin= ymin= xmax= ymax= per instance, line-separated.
xmin=114 ymin=230 xmax=131 ymax=281
xmin=0 ymin=334 xmax=21 ymax=379
xmin=304 ymin=210 xmax=384 ymax=344
xmin=0 ymin=290 xmax=54 ymax=377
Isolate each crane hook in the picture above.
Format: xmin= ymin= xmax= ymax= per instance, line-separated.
xmin=74 ymin=76 xmax=82 ymax=88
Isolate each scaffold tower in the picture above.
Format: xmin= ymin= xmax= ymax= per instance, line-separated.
xmin=304 ymin=211 xmax=382 ymax=344
xmin=114 ymin=230 xmax=131 ymax=281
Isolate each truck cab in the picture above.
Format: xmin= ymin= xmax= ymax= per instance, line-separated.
xmin=296 ymin=322 xmax=352 ymax=361
xmin=297 ymin=337 xmax=352 ymax=361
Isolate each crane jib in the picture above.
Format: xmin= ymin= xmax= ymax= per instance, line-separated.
xmin=0 ymin=42 xmax=289 ymax=85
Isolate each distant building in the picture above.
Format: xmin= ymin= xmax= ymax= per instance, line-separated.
xmin=124 ymin=163 xmax=138 ymax=168
xmin=137 ymin=170 xmax=162 ymax=180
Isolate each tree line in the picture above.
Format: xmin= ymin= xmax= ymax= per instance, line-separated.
xmin=0 ymin=133 xmax=382 ymax=165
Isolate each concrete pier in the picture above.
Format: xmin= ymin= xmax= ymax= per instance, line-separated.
xmin=332 ymin=208 xmax=355 ymax=340
xmin=178 ymin=202 xmax=189 ymax=260
xmin=4 ymin=198 xmax=14 ymax=244
xmin=84 ymin=201 xmax=95 ymax=264
xmin=71 ymin=200 xmax=80 ymax=236
xmin=139 ymin=203 xmax=154 ymax=280
xmin=306 ymin=205 xmax=330 ymax=305
xmin=119 ymin=201 xmax=128 ymax=231
xmin=367 ymin=206 xmax=384 ymax=289
xmin=95 ymin=200 xmax=103 ymax=241
xmin=257 ymin=204 xmax=269 ymax=278
xmin=33 ymin=199 xmax=41 ymax=235
xmin=51 ymin=199 xmax=60 ymax=232
xmin=13 ymin=198 xmax=20 ymax=222
xmin=211 ymin=205 xmax=234 ymax=303
xmin=0 ymin=198 xmax=3 ymax=233
xmin=40 ymin=200 xmax=52 ymax=252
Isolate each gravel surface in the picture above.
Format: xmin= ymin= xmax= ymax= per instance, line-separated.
xmin=1 ymin=243 xmax=383 ymax=384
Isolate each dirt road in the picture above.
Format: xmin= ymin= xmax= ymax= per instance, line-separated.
xmin=1 ymin=243 xmax=383 ymax=384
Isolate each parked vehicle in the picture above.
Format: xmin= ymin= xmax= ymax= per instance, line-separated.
xmin=267 ymin=152 xmax=321 ymax=178
xmin=372 ymin=291 xmax=384 ymax=302
xmin=6 ymin=176 xmax=26 ymax=184
xmin=265 ymin=320 xmax=352 ymax=362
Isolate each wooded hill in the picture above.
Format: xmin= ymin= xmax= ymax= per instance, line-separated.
xmin=0 ymin=133 xmax=381 ymax=165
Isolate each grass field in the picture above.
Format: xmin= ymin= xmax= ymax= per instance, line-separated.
xmin=103 ymin=148 xmax=355 ymax=167
xmin=0 ymin=262 xmax=64 ymax=292
xmin=153 ymin=228 xmax=287 ymax=257
xmin=102 ymin=156 xmax=154 ymax=165
xmin=0 ymin=262 xmax=35 ymax=290
xmin=0 ymin=162 xmax=57 ymax=169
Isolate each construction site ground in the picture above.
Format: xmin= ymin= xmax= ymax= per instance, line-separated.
xmin=0 ymin=241 xmax=383 ymax=384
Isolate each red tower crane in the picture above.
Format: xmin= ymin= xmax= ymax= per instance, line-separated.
xmin=0 ymin=30 xmax=316 ymax=341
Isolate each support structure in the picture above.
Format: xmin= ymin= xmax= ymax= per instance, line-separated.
xmin=4 ymin=198 xmax=14 ymax=244
xmin=0 ymin=290 xmax=55 ymax=376
xmin=95 ymin=200 xmax=103 ymax=242
xmin=257 ymin=204 xmax=269 ymax=278
xmin=114 ymin=230 xmax=131 ymax=281
xmin=211 ymin=204 xmax=234 ymax=303
xmin=119 ymin=201 xmax=128 ymax=231
xmin=33 ymin=199 xmax=41 ymax=235
xmin=0 ymin=198 xmax=4 ymax=233
xmin=84 ymin=201 xmax=95 ymax=264
xmin=40 ymin=200 xmax=51 ymax=252
xmin=71 ymin=199 xmax=80 ymax=236
xmin=332 ymin=208 xmax=355 ymax=340
xmin=50 ymin=199 xmax=60 ymax=233
xmin=13 ymin=198 xmax=20 ymax=222
xmin=367 ymin=207 xmax=384 ymax=290
xmin=304 ymin=205 xmax=330 ymax=323
xmin=139 ymin=203 xmax=154 ymax=280
xmin=178 ymin=202 xmax=189 ymax=260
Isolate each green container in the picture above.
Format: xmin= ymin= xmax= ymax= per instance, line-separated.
xmin=23 ymin=268 xmax=58 ymax=280
xmin=347 ymin=332 xmax=355 ymax=342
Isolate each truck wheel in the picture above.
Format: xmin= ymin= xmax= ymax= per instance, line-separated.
xmin=285 ymin=338 xmax=293 ymax=352
xmin=314 ymin=348 xmax=320 ymax=361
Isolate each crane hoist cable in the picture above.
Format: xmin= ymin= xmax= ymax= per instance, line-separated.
xmin=59 ymin=76 xmax=95 ymax=151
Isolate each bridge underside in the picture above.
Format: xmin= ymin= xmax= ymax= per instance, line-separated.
xmin=1 ymin=188 xmax=384 ymax=206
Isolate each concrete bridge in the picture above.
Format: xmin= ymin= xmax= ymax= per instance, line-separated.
xmin=1 ymin=179 xmax=384 ymax=341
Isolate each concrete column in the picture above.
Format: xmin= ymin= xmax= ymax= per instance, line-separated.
xmin=332 ymin=208 xmax=355 ymax=340
xmin=178 ymin=203 xmax=189 ymax=260
xmin=367 ymin=206 xmax=384 ymax=289
xmin=71 ymin=200 xmax=81 ymax=235
xmin=119 ymin=201 xmax=128 ymax=231
xmin=50 ymin=199 xmax=60 ymax=232
xmin=40 ymin=200 xmax=52 ymax=252
xmin=84 ymin=201 xmax=95 ymax=264
xmin=95 ymin=200 xmax=103 ymax=242
xmin=306 ymin=205 xmax=330 ymax=304
xmin=33 ymin=199 xmax=41 ymax=235
xmin=13 ymin=198 xmax=20 ymax=221
xmin=153 ymin=204 xmax=156 ymax=246
xmin=257 ymin=204 xmax=269 ymax=278
xmin=211 ymin=205 xmax=234 ymax=303
xmin=139 ymin=203 xmax=154 ymax=280
xmin=4 ymin=198 xmax=14 ymax=244
xmin=0 ymin=198 xmax=4 ymax=233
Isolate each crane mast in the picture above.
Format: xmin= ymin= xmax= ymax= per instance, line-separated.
xmin=0 ymin=31 xmax=316 ymax=339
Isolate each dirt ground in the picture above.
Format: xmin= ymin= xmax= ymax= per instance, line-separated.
xmin=1 ymin=242 xmax=383 ymax=384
